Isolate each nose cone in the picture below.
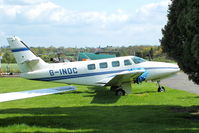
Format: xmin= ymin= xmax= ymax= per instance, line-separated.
xmin=167 ymin=63 xmax=180 ymax=74
xmin=158 ymin=62 xmax=180 ymax=79
xmin=142 ymin=61 xmax=180 ymax=80
xmin=173 ymin=64 xmax=180 ymax=73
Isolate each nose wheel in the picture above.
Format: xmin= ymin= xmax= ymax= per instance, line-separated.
xmin=157 ymin=81 xmax=165 ymax=92
xmin=158 ymin=86 xmax=165 ymax=92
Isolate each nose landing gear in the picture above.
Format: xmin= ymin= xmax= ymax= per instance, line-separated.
xmin=157 ymin=81 xmax=165 ymax=92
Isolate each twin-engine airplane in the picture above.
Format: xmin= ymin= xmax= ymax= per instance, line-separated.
xmin=0 ymin=36 xmax=180 ymax=102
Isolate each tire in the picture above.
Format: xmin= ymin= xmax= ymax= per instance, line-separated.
xmin=115 ymin=89 xmax=125 ymax=96
xmin=158 ymin=86 xmax=165 ymax=92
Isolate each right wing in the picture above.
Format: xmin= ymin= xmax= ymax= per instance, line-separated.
xmin=97 ymin=68 xmax=146 ymax=86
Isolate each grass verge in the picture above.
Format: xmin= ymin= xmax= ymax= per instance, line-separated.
xmin=0 ymin=78 xmax=199 ymax=133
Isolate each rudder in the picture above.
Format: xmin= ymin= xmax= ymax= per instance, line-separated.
xmin=7 ymin=36 xmax=48 ymax=73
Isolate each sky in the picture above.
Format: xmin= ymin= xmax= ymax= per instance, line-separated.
xmin=0 ymin=0 xmax=171 ymax=47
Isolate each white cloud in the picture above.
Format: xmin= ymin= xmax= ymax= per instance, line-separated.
xmin=24 ymin=1 xmax=59 ymax=20
xmin=0 ymin=32 xmax=5 ymax=37
xmin=137 ymin=0 xmax=170 ymax=15
xmin=0 ymin=0 xmax=130 ymax=25
xmin=2 ymin=0 xmax=48 ymax=5
xmin=0 ymin=0 xmax=170 ymax=46
xmin=134 ymin=0 xmax=171 ymax=24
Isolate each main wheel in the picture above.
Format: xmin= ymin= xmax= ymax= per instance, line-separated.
xmin=115 ymin=89 xmax=125 ymax=96
xmin=158 ymin=86 xmax=165 ymax=92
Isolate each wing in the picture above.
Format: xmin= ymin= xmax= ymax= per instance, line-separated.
xmin=97 ymin=68 xmax=145 ymax=86
xmin=0 ymin=86 xmax=75 ymax=102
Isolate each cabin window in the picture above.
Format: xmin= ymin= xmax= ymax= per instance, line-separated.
xmin=87 ymin=64 xmax=96 ymax=70
xmin=124 ymin=59 xmax=132 ymax=66
xmin=112 ymin=61 xmax=120 ymax=67
xmin=100 ymin=62 xmax=108 ymax=69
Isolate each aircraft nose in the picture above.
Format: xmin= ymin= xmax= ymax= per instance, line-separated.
xmin=172 ymin=64 xmax=180 ymax=73
xmin=142 ymin=61 xmax=180 ymax=80
xmin=166 ymin=63 xmax=180 ymax=74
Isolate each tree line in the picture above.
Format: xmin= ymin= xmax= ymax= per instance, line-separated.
xmin=0 ymin=45 xmax=172 ymax=63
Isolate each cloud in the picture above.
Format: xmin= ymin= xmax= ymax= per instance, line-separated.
xmin=137 ymin=0 xmax=170 ymax=15
xmin=133 ymin=0 xmax=171 ymax=24
xmin=24 ymin=1 xmax=59 ymax=20
xmin=0 ymin=0 xmax=130 ymax=26
xmin=0 ymin=0 xmax=169 ymax=26
xmin=0 ymin=0 xmax=170 ymax=46
xmin=0 ymin=32 xmax=5 ymax=37
xmin=1 ymin=0 xmax=48 ymax=5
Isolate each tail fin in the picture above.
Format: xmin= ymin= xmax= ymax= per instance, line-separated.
xmin=7 ymin=36 xmax=48 ymax=73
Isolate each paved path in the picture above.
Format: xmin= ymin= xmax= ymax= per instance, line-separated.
xmin=161 ymin=72 xmax=199 ymax=94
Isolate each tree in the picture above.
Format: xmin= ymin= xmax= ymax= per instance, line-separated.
xmin=161 ymin=0 xmax=199 ymax=84
xmin=2 ymin=51 xmax=15 ymax=63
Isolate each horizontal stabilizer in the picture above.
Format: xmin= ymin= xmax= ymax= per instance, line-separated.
xmin=21 ymin=58 xmax=39 ymax=65
xmin=0 ymin=86 xmax=75 ymax=102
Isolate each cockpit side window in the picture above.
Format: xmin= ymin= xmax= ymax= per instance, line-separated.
xmin=132 ymin=56 xmax=146 ymax=64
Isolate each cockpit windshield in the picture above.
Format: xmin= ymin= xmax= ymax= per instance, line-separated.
xmin=132 ymin=56 xmax=146 ymax=64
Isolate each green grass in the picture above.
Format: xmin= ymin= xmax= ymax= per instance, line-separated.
xmin=0 ymin=78 xmax=199 ymax=133
xmin=0 ymin=63 xmax=20 ymax=73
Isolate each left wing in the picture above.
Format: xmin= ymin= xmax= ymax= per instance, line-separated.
xmin=97 ymin=68 xmax=145 ymax=86
xmin=0 ymin=86 xmax=75 ymax=102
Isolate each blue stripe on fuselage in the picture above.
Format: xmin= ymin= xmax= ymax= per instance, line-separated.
xmin=145 ymin=67 xmax=179 ymax=70
xmin=31 ymin=69 xmax=127 ymax=81
xmin=30 ymin=67 xmax=179 ymax=81
xmin=11 ymin=48 xmax=29 ymax=52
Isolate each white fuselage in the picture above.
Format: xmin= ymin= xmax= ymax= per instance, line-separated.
xmin=21 ymin=56 xmax=180 ymax=86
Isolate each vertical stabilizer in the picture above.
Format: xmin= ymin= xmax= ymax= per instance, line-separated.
xmin=7 ymin=36 xmax=48 ymax=73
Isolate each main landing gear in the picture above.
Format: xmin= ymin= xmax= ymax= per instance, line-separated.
xmin=110 ymin=86 xmax=126 ymax=96
xmin=116 ymin=89 xmax=126 ymax=96
xmin=157 ymin=81 xmax=165 ymax=92
xmin=111 ymin=83 xmax=132 ymax=96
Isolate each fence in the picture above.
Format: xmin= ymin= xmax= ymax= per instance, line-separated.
xmin=0 ymin=64 xmax=20 ymax=74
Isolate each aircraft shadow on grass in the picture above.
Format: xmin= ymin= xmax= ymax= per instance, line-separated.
xmin=133 ymin=91 xmax=157 ymax=95
xmin=73 ymin=86 xmax=158 ymax=104
xmin=68 ymin=86 xmax=121 ymax=104
xmin=87 ymin=86 xmax=121 ymax=104
xmin=0 ymin=105 xmax=199 ymax=133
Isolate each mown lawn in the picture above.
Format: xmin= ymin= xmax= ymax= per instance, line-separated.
xmin=0 ymin=78 xmax=199 ymax=133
